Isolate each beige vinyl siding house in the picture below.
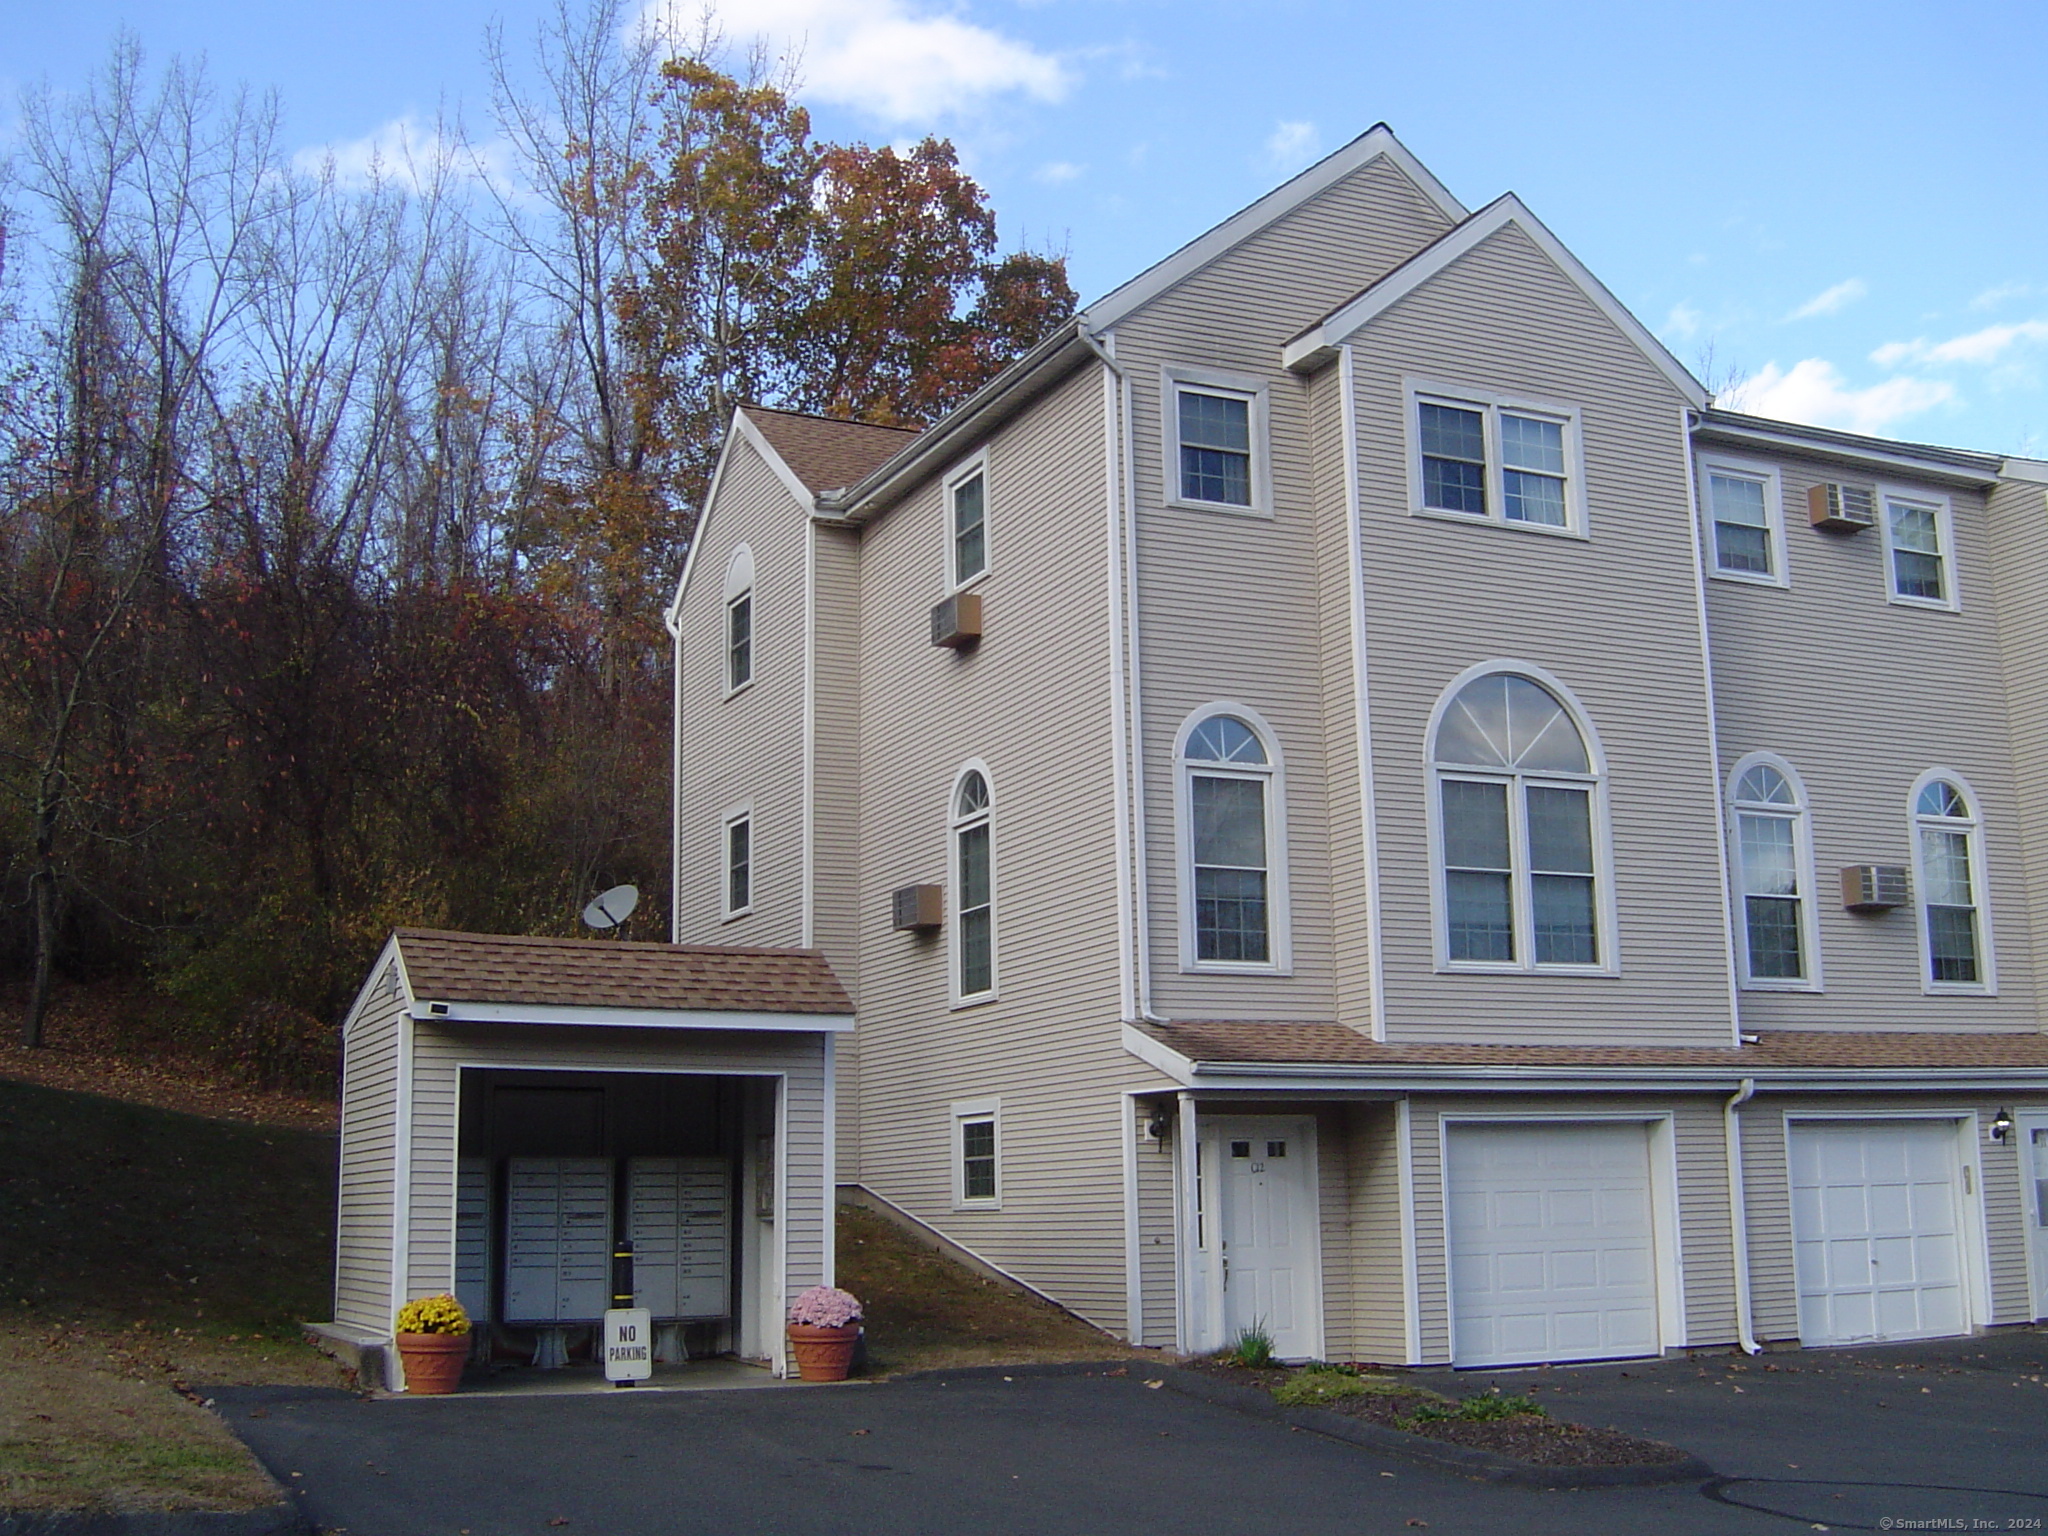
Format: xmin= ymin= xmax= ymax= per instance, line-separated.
xmin=666 ymin=125 xmax=2048 ymax=1372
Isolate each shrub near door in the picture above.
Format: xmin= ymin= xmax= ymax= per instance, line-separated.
xmin=786 ymin=1286 xmax=863 ymax=1381
xmin=394 ymin=1293 xmax=472 ymax=1395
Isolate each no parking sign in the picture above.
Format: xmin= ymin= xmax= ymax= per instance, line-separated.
xmin=604 ymin=1308 xmax=653 ymax=1384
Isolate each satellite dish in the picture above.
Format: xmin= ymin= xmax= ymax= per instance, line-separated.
xmin=581 ymin=884 xmax=640 ymax=932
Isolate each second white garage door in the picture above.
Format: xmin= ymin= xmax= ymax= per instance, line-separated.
xmin=1446 ymin=1121 xmax=1662 ymax=1367
xmin=1789 ymin=1119 xmax=1968 ymax=1346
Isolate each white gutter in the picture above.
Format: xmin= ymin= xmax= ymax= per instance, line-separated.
xmin=1723 ymin=1077 xmax=1761 ymax=1355
xmin=409 ymin=1002 xmax=855 ymax=1033
xmin=1084 ymin=328 xmax=1139 ymax=1025
xmin=1692 ymin=418 xmax=1999 ymax=487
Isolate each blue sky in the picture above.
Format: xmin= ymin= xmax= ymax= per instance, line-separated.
xmin=10 ymin=0 xmax=2046 ymax=454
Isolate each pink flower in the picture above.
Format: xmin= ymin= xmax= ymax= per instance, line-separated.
xmin=788 ymin=1285 xmax=863 ymax=1328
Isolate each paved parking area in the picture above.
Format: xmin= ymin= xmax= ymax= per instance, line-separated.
xmin=214 ymin=1335 xmax=2048 ymax=1535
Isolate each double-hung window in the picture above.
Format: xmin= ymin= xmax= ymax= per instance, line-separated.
xmin=949 ymin=457 xmax=987 ymax=587
xmin=1912 ymin=775 xmax=1992 ymax=992
xmin=1411 ymin=384 xmax=1584 ymax=534
xmin=723 ymin=545 xmax=755 ymax=693
xmin=1163 ymin=367 xmax=1270 ymax=514
xmin=1431 ymin=670 xmax=1610 ymax=971
xmin=1178 ymin=710 xmax=1289 ymax=972
xmin=724 ymin=811 xmax=752 ymax=918
xmin=1727 ymin=756 xmax=1818 ymax=987
xmin=952 ymin=768 xmax=995 ymax=1002
xmin=1883 ymin=491 xmax=1958 ymax=609
xmin=1701 ymin=458 xmax=1786 ymax=584
xmin=951 ymin=1098 xmax=1000 ymax=1208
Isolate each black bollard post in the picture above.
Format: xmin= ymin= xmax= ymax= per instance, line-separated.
xmin=611 ymin=1237 xmax=636 ymax=1310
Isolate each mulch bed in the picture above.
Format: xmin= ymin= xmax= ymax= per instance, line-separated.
xmin=1186 ymin=1358 xmax=1687 ymax=1468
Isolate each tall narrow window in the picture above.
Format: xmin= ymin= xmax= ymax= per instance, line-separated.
xmin=1178 ymin=711 xmax=1288 ymax=971
xmin=724 ymin=814 xmax=752 ymax=917
xmin=952 ymin=769 xmax=994 ymax=1000
xmin=951 ymin=1098 xmax=1000 ymax=1208
xmin=723 ymin=545 xmax=755 ymax=692
xmin=1728 ymin=756 xmax=1817 ymax=987
xmin=1885 ymin=494 xmax=1953 ymax=607
xmin=1913 ymin=777 xmax=1990 ymax=990
xmin=950 ymin=461 xmax=987 ymax=586
xmin=1431 ymin=670 xmax=1608 ymax=971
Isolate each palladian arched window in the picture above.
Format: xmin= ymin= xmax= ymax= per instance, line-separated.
xmin=952 ymin=767 xmax=995 ymax=1001
xmin=1176 ymin=708 xmax=1289 ymax=972
xmin=1912 ymin=774 xmax=1993 ymax=993
xmin=1431 ymin=669 xmax=1609 ymax=971
xmin=1728 ymin=754 xmax=1820 ymax=989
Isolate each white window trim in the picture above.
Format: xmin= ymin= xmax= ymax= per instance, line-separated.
xmin=944 ymin=449 xmax=991 ymax=593
xmin=949 ymin=759 xmax=999 ymax=1009
xmin=1404 ymin=376 xmax=1589 ymax=540
xmin=1698 ymin=454 xmax=1789 ymax=588
xmin=721 ymin=803 xmax=754 ymax=921
xmin=1173 ymin=703 xmax=1293 ymax=975
xmin=1161 ymin=364 xmax=1273 ymax=517
xmin=1725 ymin=751 xmax=1823 ymax=992
xmin=1878 ymin=485 xmax=1962 ymax=613
xmin=723 ymin=543 xmax=756 ymax=697
xmin=1424 ymin=660 xmax=1620 ymax=976
xmin=1908 ymin=767 xmax=1997 ymax=997
xmin=951 ymin=1096 xmax=1002 ymax=1210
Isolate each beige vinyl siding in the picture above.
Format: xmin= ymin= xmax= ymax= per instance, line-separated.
xmin=1134 ymin=1099 xmax=1179 ymax=1346
xmin=674 ymin=437 xmax=812 ymax=947
xmin=1350 ymin=223 xmax=1731 ymax=1046
xmin=1405 ymin=1094 xmax=1738 ymax=1364
xmin=1743 ymin=1096 xmax=2047 ymax=1341
xmin=1311 ymin=1105 xmax=1355 ymax=1359
xmin=1112 ymin=154 xmax=1455 ymax=1023
xmin=335 ymin=963 xmax=403 ymax=1332
xmin=812 ymin=522 xmax=864 ymax=1181
xmin=1983 ymin=477 xmax=2048 ymax=1008
xmin=402 ymin=1022 xmax=831 ymax=1311
xmin=1709 ymin=462 xmax=2038 ymax=1028
xmin=848 ymin=363 xmax=1145 ymax=1330
xmin=1345 ymin=1104 xmax=1408 ymax=1363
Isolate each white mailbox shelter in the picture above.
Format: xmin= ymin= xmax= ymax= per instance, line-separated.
xmin=319 ymin=929 xmax=853 ymax=1390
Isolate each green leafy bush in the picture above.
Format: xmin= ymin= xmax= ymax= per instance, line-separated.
xmin=1406 ymin=1388 xmax=1546 ymax=1423
xmin=1226 ymin=1322 xmax=1275 ymax=1369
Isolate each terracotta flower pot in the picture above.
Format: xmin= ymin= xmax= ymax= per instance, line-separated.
xmin=786 ymin=1323 xmax=860 ymax=1382
xmin=395 ymin=1331 xmax=470 ymax=1395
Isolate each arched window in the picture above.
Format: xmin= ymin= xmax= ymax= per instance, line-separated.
xmin=723 ymin=545 xmax=755 ymax=693
xmin=1176 ymin=708 xmax=1289 ymax=972
xmin=952 ymin=767 xmax=995 ymax=1001
xmin=1430 ymin=668 xmax=1609 ymax=971
xmin=1912 ymin=774 xmax=1993 ymax=992
xmin=1727 ymin=754 xmax=1820 ymax=988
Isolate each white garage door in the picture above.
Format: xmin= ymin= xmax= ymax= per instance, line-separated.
xmin=1790 ymin=1120 xmax=1967 ymax=1346
xmin=1446 ymin=1122 xmax=1662 ymax=1367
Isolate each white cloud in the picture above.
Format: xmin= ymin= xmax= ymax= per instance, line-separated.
xmin=1264 ymin=119 xmax=1320 ymax=173
xmin=1786 ymin=278 xmax=1867 ymax=320
xmin=1718 ymin=358 xmax=1952 ymax=434
xmin=1873 ymin=320 xmax=2048 ymax=369
xmin=1033 ymin=160 xmax=1083 ymax=185
xmin=1661 ymin=302 xmax=1703 ymax=342
xmin=1970 ymin=282 xmax=2031 ymax=311
xmin=647 ymin=0 xmax=1070 ymax=124
xmin=293 ymin=115 xmax=517 ymax=197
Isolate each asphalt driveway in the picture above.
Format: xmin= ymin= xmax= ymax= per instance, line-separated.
xmin=214 ymin=1334 xmax=2048 ymax=1535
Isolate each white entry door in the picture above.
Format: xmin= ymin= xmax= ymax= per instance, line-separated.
xmin=1204 ymin=1118 xmax=1321 ymax=1361
xmin=1446 ymin=1121 xmax=1662 ymax=1367
xmin=2018 ymin=1114 xmax=2048 ymax=1320
xmin=1789 ymin=1119 xmax=1968 ymax=1346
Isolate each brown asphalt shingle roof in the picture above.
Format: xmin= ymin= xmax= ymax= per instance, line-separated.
xmin=394 ymin=929 xmax=852 ymax=1016
xmin=1140 ymin=1020 xmax=2048 ymax=1071
xmin=741 ymin=406 xmax=919 ymax=497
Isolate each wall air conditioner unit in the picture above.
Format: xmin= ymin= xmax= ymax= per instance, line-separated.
xmin=891 ymin=883 xmax=944 ymax=931
xmin=1809 ymin=482 xmax=1877 ymax=533
xmin=930 ymin=590 xmax=982 ymax=649
xmin=1841 ymin=865 xmax=1909 ymax=912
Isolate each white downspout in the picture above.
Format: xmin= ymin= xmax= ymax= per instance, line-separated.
xmin=1724 ymin=1077 xmax=1762 ymax=1354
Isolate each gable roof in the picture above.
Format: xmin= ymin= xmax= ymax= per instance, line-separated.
xmin=740 ymin=406 xmax=920 ymax=498
xmin=1281 ymin=194 xmax=1708 ymax=408
xmin=1079 ymin=124 xmax=1466 ymax=333
xmin=391 ymin=928 xmax=853 ymax=1017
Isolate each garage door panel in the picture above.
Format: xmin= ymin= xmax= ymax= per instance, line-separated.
xmin=1448 ymin=1123 xmax=1661 ymax=1367
xmin=1790 ymin=1121 xmax=1969 ymax=1346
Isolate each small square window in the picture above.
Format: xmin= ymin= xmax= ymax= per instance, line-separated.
xmin=1230 ymin=1140 xmax=1251 ymax=1158
xmin=1266 ymin=1140 xmax=1287 ymax=1158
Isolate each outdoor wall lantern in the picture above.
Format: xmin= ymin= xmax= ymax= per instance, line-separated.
xmin=1990 ymin=1110 xmax=2014 ymax=1144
